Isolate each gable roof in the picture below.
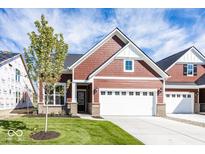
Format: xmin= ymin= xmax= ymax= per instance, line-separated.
xmin=88 ymin=34 xmax=169 ymax=79
xmin=156 ymin=47 xmax=192 ymax=71
xmin=0 ymin=51 xmax=36 ymax=93
xmin=64 ymin=54 xmax=84 ymax=69
xmin=68 ymin=28 xmax=128 ymax=69
xmin=0 ymin=51 xmax=20 ymax=65
xmin=157 ymin=46 xmax=205 ymax=72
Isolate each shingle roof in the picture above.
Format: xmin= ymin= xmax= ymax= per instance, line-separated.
xmin=156 ymin=47 xmax=193 ymax=71
xmin=64 ymin=54 xmax=84 ymax=69
xmin=0 ymin=51 xmax=20 ymax=64
xmin=196 ymin=74 xmax=205 ymax=85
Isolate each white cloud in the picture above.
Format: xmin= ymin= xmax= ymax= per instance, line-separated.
xmin=1 ymin=9 xmax=205 ymax=61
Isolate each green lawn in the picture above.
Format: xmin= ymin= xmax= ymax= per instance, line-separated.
xmin=0 ymin=117 xmax=143 ymax=145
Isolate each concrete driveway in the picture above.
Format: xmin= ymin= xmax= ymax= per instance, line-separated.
xmin=104 ymin=116 xmax=205 ymax=145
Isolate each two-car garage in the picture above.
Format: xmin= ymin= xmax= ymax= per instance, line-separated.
xmin=99 ymin=89 xmax=156 ymax=116
xmin=99 ymin=89 xmax=195 ymax=116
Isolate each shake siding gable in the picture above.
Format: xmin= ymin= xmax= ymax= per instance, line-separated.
xmin=74 ymin=35 xmax=126 ymax=80
xmin=96 ymin=59 xmax=161 ymax=77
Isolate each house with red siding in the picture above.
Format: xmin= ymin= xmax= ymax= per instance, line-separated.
xmin=38 ymin=28 xmax=205 ymax=116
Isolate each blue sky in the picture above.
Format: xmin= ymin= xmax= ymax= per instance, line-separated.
xmin=1 ymin=8 xmax=205 ymax=61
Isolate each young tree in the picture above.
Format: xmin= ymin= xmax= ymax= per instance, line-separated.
xmin=24 ymin=15 xmax=68 ymax=132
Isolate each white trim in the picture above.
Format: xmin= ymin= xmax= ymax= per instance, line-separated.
xmin=123 ymin=59 xmax=134 ymax=72
xmin=43 ymin=82 xmax=66 ymax=106
xmin=71 ymin=82 xmax=77 ymax=103
xmin=69 ymin=28 xmax=128 ymax=69
xmin=165 ymin=47 xmax=205 ymax=72
xmin=69 ymin=28 xmax=168 ymax=80
xmin=99 ymin=88 xmax=157 ymax=92
xmin=163 ymin=79 xmax=165 ymax=104
xmin=73 ymin=80 xmax=92 ymax=83
xmin=128 ymin=41 xmax=169 ymax=79
xmin=88 ymin=43 xmax=130 ymax=79
xmin=88 ymin=43 xmax=168 ymax=80
xmin=165 ymin=84 xmax=199 ymax=89
xmin=94 ymin=76 xmax=163 ymax=81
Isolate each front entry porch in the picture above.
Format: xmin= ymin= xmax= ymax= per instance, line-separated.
xmin=70 ymin=82 xmax=92 ymax=115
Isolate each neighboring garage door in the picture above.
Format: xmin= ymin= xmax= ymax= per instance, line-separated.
xmin=165 ymin=92 xmax=194 ymax=114
xmin=100 ymin=89 xmax=156 ymax=116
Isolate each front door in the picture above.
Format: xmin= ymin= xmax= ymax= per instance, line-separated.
xmin=77 ymin=91 xmax=86 ymax=113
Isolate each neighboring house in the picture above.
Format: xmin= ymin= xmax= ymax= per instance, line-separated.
xmin=38 ymin=28 xmax=169 ymax=116
xmin=0 ymin=51 xmax=34 ymax=113
xmin=157 ymin=46 xmax=205 ymax=114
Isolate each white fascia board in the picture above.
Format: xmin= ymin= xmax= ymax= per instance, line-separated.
xmin=99 ymin=88 xmax=157 ymax=92
xmin=68 ymin=29 xmax=128 ymax=70
xmin=0 ymin=54 xmax=20 ymax=66
xmin=89 ymin=42 xmax=169 ymax=80
xmin=165 ymin=46 xmax=205 ymax=72
xmin=165 ymin=84 xmax=199 ymax=89
xmin=72 ymin=80 xmax=92 ymax=83
xmin=125 ymin=42 xmax=169 ymax=79
xmin=88 ymin=43 xmax=130 ymax=80
xmin=94 ymin=76 xmax=163 ymax=81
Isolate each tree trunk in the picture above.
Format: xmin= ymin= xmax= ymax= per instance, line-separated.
xmin=45 ymin=93 xmax=49 ymax=132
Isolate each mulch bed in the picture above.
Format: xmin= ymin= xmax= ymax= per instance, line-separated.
xmin=30 ymin=131 xmax=60 ymax=140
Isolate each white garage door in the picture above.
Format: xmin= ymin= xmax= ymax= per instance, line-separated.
xmin=165 ymin=92 xmax=194 ymax=114
xmin=100 ymin=89 xmax=156 ymax=116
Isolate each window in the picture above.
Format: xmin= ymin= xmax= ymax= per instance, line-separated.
xmin=16 ymin=91 xmax=20 ymax=104
xmin=143 ymin=92 xmax=147 ymax=96
xmin=149 ymin=92 xmax=154 ymax=96
xmin=166 ymin=94 xmax=170 ymax=97
xmin=187 ymin=94 xmax=191 ymax=98
xmin=135 ymin=92 xmax=140 ymax=96
xmin=121 ymin=91 xmax=126 ymax=95
xmin=129 ymin=92 xmax=134 ymax=96
xmin=101 ymin=91 xmax=106 ymax=95
xmin=107 ymin=91 xmax=112 ymax=95
xmin=184 ymin=64 xmax=197 ymax=76
xmin=177 ymin=94 xmax=180 ymax=98
xmin=115 ymin=91 xmax=120 ymax=95
xmin=183 ymin=94 xmax=186 ymax=98
xmin=44 ymin=83 xmax=66 ymax=106
xmin=15 ymin=69 xmax=20 ymax=82
xmin=124 ymin=60 xmax=134 ymax=72
xmin=187 ymin=64 xmax=194 ymax=76
xmin=172 ymin=94 xmax=176 ymax=98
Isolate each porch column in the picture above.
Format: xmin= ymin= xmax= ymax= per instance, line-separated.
xmin=70 ymin=82 xmax=77 ymax=116
xmin=72 ymin=82 xmax=77 ymax=103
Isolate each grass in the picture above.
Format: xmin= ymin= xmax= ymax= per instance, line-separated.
xmin=0 ymin=117 xmax=143 ymax=145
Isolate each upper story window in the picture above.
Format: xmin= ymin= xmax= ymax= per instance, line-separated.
xmin=15 ymin=69 xmax=21 ymax=82
xmin=183 ymin=64 xmax=197 ymax=76
xmin=124 ymin=59 xmax=134 ymax=72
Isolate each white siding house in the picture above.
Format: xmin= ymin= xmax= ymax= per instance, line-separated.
xmin=0 ymin=51 xmax=34 ymax=112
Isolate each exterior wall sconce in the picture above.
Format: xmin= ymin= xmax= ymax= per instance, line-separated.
xmin=157 ymin=88 xmax=162 ymax=95
xmin=94 ymin=88 xmax=98 ymax=94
